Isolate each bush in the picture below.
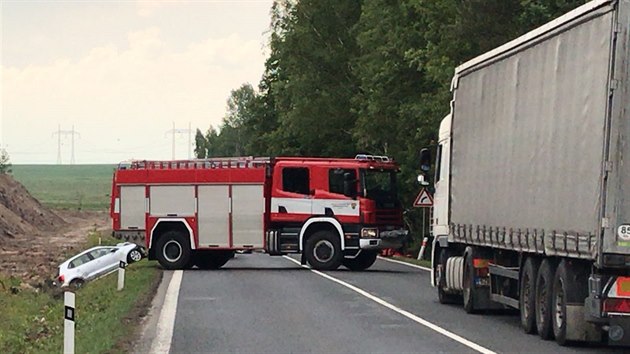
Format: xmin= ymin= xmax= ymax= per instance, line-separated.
xmin=0 ymin=149 xmax=12 ymax=174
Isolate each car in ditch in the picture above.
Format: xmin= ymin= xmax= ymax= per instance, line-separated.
xmin=57 ymin=242 xmax=144 ymax=287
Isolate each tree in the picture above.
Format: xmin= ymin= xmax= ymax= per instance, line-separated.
xmin=194 ymin=129 xmax=208 ymax=158
xmin=0 ymin=148 xmax=12 ymax=174
xmin=202 ymin=0 xmax=589 ymax=252
xmin=267 ymin=0 xmax=363 ymax=157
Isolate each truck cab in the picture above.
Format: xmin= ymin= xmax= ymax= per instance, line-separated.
xmin=268 ymin=156 xmax=408 ymax=268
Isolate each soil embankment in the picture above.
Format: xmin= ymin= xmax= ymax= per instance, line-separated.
xmin=0 ymin=174 xmax=109 ymax=285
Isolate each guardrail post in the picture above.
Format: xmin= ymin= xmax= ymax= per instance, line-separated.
xmin=64 ymin=291 xmax=75 ymax=354
xmin=118 ymin=261 xmax=126 ymax=291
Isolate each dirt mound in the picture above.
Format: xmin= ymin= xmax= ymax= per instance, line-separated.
xmin=0 ymin=174 xmax=65 ymax=241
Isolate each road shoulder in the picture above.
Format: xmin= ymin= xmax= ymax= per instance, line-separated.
xmin=133 ymin=269 xmax=174 ymax=354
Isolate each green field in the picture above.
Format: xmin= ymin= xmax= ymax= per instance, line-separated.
xmin=11 ymin=164 xmax=115 ymax=210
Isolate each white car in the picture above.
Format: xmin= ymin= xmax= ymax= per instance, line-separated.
xmin=58 ymin=243 xmax=144 ymax=288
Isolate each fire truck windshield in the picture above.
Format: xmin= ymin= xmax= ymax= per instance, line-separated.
xmin=360 ymin=169 xmax=398 ymax=208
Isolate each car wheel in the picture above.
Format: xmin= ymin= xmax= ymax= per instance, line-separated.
xmin=127 ymin=248 xmax=143 ymax=264
xmin=70 ymin=278 xmax=85 ymax=289
xmin=342 ymin=250 xmax=378 ymax=271
xmin=305 ymin=230 xmax=343 ymax=270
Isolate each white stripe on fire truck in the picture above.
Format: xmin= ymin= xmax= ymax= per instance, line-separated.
xmin=271 ymin=197 xmax=360 ymax=216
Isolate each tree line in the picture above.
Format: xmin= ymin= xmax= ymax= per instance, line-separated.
xmin=195 ymin=0 xmax=587 ymax=250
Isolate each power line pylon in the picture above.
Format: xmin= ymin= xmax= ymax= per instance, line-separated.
xmin=165 ymin=122 xmax=192 ymax=160
xmin=53 ymin=125 xmax=80 ymax=164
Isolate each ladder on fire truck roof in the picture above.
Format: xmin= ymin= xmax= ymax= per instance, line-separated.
xmin=118 ymin=156 xmax=271 ymax=170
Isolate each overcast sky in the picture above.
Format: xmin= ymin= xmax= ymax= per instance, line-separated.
xmin=1 ymin=0 xmax=273 ymax=164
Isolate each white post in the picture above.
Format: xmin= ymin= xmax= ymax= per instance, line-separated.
xmin=417 ymin=236 xmax=429 ymax=260
xmin=118 ymin=261 xmax=126 ymax=291
xmin=64 ymin=291 xmax=75 ymax=354
xmin=417 ymin=208 xmax=427 ymax=260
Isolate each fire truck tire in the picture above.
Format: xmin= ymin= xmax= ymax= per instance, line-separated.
xmin=535 ymin=259 xmax=556 ymax=340
xmin=305 ymin=230 xmax=343 ymax=270
xmin=195 ymin=251 xmax=233 ymax=270
xmin=155 ymin=231 xmax=192 ymax=270
xmin=342 ymin=250 xmax=378 ymax=271
xmin=520 ymin=257 xmax=540 ymax=334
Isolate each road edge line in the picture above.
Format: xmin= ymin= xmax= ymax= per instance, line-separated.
xmin=377 ymin=256 xmax=431 ymax=272
xmin=150 ymin=270 xmax=183 ymax=354
xmin=282 ymin=256 xmax=495 ymax=354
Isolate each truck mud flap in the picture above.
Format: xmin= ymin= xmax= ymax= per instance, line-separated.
xmin=565 ymin=305 xmax=602 ymax=343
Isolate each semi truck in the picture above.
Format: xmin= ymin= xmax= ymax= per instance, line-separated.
xmin=110 ymin=155 xmax=407 ymax=271
xmin=420 ymin=0 xmax=630 ymax=347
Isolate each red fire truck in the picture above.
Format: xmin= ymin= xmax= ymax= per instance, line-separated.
xmin=110 ymin=155 xmax=408 ymax=271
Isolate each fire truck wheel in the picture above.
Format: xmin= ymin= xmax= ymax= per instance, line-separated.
xmin=155 ymin=231 xmax=191 ymax=270
xmin=535 ymin=259 xmax=556 ymax=340
xmin=305 ymin=230 xmax=342 ymax=270
xmin=195 ymin=251 xmax=233 ymax=270
xmin=342 ymin=250 xmax=378 ymax=271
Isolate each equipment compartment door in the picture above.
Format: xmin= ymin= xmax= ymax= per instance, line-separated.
xmin=198 ymin=185 xmax=230 ymax=248
xmin=120 ymin=186 xmax=145 ymax=229
xmin=232 ymin=184 xmax=264 ymax=248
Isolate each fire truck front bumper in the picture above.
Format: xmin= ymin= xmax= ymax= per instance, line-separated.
xmin=359 ymin=229 xmax=408 ymax=250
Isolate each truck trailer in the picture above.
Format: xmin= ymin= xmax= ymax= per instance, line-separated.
xmin=110 ymin=155 xmax=407 ymax=271
xmin=422 ymin=0 xmax=630 ymax=346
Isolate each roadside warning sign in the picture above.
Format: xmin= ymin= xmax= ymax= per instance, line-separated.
xmin=413 ymin=188 xmax=433 ymax=208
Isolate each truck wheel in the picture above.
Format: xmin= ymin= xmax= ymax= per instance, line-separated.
xmin=195 ymin=251 xmax=233 ymax=270
xmin=552 ymin=260 xmax=570 ymax=345
xmin=305 ymin=230 xmax=342 ymax=270
xmin=342 ymin=251 xmax=378 ymax=271
xmin=437 ymin=248 xmax=461 ymax=304
xmin=552 ymin=259 xmax=589 ymax=345
xmin=155 ymin=231 xmax=192 ymax=270
xmin=462 ymin=249 xmax=477 ymax=314
xmin=520 ymin=257 xmax=540 ymax=334
xmin=535 ymin=259 xmax=556 ymax=340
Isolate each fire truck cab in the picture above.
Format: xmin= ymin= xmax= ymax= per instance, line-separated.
xmin=110 ymin=155 xmax=407 ymax=271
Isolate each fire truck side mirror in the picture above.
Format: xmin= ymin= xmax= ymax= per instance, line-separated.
xmin=343 ymin=173 xmax=357 ymax=199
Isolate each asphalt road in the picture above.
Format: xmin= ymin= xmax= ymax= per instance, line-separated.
xmin=156 ymin=253 xmax=624 ymax=354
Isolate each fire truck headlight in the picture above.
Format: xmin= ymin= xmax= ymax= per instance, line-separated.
xmin=361 ymin=228 xmax=378 ymax=238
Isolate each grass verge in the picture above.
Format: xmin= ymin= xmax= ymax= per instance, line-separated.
xmin=390 ymin=255 xmax=432 ymax=269
xmin=0 ymin=234 xmax=161 ymax=354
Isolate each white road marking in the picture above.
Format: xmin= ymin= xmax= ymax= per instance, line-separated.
xmin=150 ymin=270 xmax=183 ymax=354
xmin=377 ymin=256 xmax=431 ymax=272
xmin=283 ymin=256 xmax=495 ymax=354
